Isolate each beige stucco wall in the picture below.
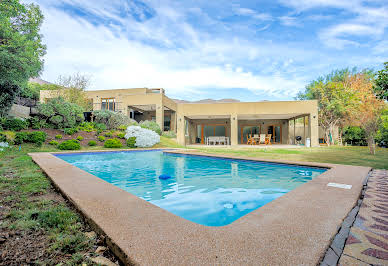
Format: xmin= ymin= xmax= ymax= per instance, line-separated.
xmin=40 ymin=88 xmax=319 ymax=147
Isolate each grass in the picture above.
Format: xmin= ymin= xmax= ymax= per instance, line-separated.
xmin=0 ymin=144 xmax=100 ymax=264
xmin=191 ymin=145 xmax=388 ymax=169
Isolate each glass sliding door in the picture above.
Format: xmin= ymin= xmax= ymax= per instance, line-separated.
xmin=267 ymin=125 xmax=282 ymax=143
xmin=240 ymin=126 xmax=260 ymax=144
xmin=199 ymin=124 xmax=226 ymax=143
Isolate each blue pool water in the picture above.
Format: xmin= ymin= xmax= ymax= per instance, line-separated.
xmin=55 ymin=150 xmax=326 ymax=226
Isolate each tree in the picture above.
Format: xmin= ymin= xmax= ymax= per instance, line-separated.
xmin=0 ymin=0 xmax=46 ymax=116
xmin=374 ymin=62 xmax=388 ymax=100
xmin=56 ymin=73 xmax=93 ymax=111
xmin=346 ymin=73 xmax=385 ymax=154
xmin=376 ymin=106 xmax=388 ymax=147
xmin=297 ymin=69 xmax=358 ymax=145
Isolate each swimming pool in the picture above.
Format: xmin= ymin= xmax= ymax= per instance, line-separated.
xmin=55 ymin=150 xmax=326 ymax=226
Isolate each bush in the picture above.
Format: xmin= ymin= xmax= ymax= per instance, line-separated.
xmin=162 ymin=130 xmax=176 ymax=138
xmin=88 ymin=140 xmax=97 ymax=146
xmin=343 ymin=126 xmax=366 ymax=146
xmin=58 ymin=140 xmax=81 ymax=150
xmin=63 ymin=128 xmax=78 ymax=135
xmin=27 ymin=117 xmax=42 ymax=129
xmin=55 ymin=134 xmax=63 ymax=139
xmin=37 ymin=97 xmax=84 ymax=129
xmin=14 ymin=132 xmax=30 ymax=145
xmin=116 ymin=132 xmax=125 ymax=139
xmin=92 ymin=110 xmax=136 ymax=130
xmin=97 ymin=136 xmax=105 ymax=142
xmin=77 ymin=122 xmax=95 ymax=132
xmin=2 ymin=118 xmax=28 ymax=131
xmin=14 ymin=131 xmax=47 ymax=146
xmin=0 ymin=133 xmax=7 ymax=142
xmin=76 ymin=136 xmax=84 ymax=141
xmin=104 ymin=132 xmax=112 ymax=137
xmin=28 ymin=131 xmax=47 ymax=146
xmin=126 ymin=137 xmax=136 ymax=148
xmin=49 ymin=140 xmax=59 ymax=146
xmin=104 ymin=138 xmax=123 ymax=148
xmin=125 ymin=126 xmax=160 ymax=147
xmin=139 ymin=120 xmax=162 ymax=135
xmin=94 ymin=123 xmax=107 ymax=131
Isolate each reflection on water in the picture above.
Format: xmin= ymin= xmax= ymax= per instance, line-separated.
xmin=56 ymin=151 xmax=326 ymax=226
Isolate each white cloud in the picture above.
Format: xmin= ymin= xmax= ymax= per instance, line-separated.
xmin=37 ymin=4 xmax=308 ymax=101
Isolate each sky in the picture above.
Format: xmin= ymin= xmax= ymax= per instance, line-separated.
xmin=27 ymin=0 xmax=388 ymax=101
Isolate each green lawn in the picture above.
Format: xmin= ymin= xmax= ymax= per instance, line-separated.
xmin=189 ymin=146 xmax=388 ymax=169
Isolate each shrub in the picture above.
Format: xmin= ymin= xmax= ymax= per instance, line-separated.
xmin=139 ymin=120 xmax=162 ymax=135
xmin=0 ymin=131 xmax=15 ymax=143
xmin=104 ymin=132 xmax=112 ymax=137
xmin=116 ymin=132 xmax=125 ymax=139
xmin=37 ymin=97 xmax=84 ymax=129
xmin=49 ymin=140 xmax=59 ymax=145
xmin=162 ymin=130 xmax=176 ymax=138
xmin=94 ymin=123 xmax=107 ymax=131
xmin=28 ymin=131 xmax=47 ymax=146
xmin=343 ymin=126 xmax=366 ymax=146
xmin=126 ymin=137 xmax=136 ymax=148
xmin=118 ymin=122 xmax=138 ymax=131
xmin=14 ymin=132 xmax=29 ymax=145
xmin=58 ymin=140 xmax=81 ymax=150
xmin=0 ymin=133 xmax=7 ymax=142
xmin=55 ymin=134 xmax=63 ymax=139
xmin=92 ymin=110 xmax=135 ymax=130
xmin=88 ymin=140 xmax=97 ymax=146
xmin=125 ymin=126 xmax=160 ymax=148
xmin=97 ymin=136 xmax=105 ymax=142
xmin=63 ymin=128 xmax=78 ymax=135
xmin=77 ymin=122 xmax=95 ymax=132
xmin=3 ymin=118 xmax=28 ymax=131
xmin=76 ymin=136 xmax=84 ymax=141
xmin=27 ymin=117 xmax=42 ymax=129
xmin=104 ymin=138 xmax=123 ymax=148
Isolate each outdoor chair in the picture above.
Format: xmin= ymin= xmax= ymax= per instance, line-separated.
xmin=259 ymin=134 xmax=266 ymax=144
xmin=247 ymin=134 xmax=256 ymax=145
xmin=265 ymin=134 xmax=272 ymax=145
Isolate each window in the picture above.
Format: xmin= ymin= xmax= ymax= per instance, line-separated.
xmin=101 ymin=98 xmax=115 ymax=111
xmin=164 ymin=116 xmax=171 ymax=131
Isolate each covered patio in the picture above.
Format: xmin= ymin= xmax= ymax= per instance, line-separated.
xmin=183 ymin=113 xmax=314 ymax=147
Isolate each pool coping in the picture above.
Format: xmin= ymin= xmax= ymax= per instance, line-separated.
xmin=29 ymin=148 xmax=371 ymax=265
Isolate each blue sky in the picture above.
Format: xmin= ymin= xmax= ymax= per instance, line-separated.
xmin=29 ymin=0 xmax=388 ymax=101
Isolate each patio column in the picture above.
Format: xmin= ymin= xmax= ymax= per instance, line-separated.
xmin=230 ymin=114 xmax=238 ymax=146
xmin=309 ymin=113 xmax=319 ymax=147
xmin=176 ymin=114 xmax=185 ymax=145
xmin=303 ymin=116 xmax=306 ymax=144
xmin=156 ymin=104 xmax=164 ymax=132
xmin=293 ymin=118 xmax=296 ymax=144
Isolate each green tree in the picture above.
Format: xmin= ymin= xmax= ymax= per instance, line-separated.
xmin=297 ymin=69 xmax=358 ymax=145
xmin=0 ymin=0 xmax=46 ymax=116
xmin=374 ymin=62 xmax=388 ymax=100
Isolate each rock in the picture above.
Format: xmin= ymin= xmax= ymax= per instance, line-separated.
xmin=84 ymin=231 xmax=97 ymax=239
xmin=95 ymin=246 xmax=107 ymax=254
xmin=90 ymin=256 xmax=117 ymax=266
xmin=0 ymin=236 xmax=6 ymax=243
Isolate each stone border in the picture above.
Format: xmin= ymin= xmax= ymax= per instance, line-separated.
xmin=320 ymin=170 xmax=371 ymax=265
xmin=29 ymin=149 xmax=371 ymax=265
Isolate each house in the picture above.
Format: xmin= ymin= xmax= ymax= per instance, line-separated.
xmin=40 ymin=88 xmax=319 ymax=147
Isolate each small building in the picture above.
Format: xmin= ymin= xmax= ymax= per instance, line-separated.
xmin=40 ymin=88 xmax=319 ymax=147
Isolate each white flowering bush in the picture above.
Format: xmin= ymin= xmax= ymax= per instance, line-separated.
xmin=125 ymin=126 xmax=160 ymax=148
xmin=0 ymin=142 xmax=9 ymax=151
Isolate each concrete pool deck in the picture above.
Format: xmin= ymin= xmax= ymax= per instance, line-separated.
xmin=29 ymin=149 xmax=371 ymax=265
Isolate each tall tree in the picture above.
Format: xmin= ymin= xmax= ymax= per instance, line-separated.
xmin=374 ymin=62 xmax=388 ymax=100
xmin=347 ymin=73 xmax=385 ymax=154
xmin=0 ymin=0 xmax=46 ymax=116
xmin=297 ymin=69 xmax=357 ymax=145
xmin=56 ymin=73 xmax=93 ymax=111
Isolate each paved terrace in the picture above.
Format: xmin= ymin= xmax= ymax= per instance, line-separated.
xmin=339 ymin=169 xmax=388 ymax=265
